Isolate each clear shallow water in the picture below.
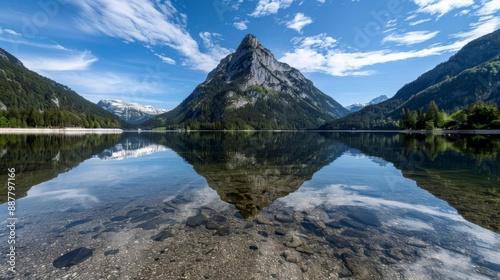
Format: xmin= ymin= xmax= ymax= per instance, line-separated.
xmin=0 ymin=132 xmax=499 ymax=279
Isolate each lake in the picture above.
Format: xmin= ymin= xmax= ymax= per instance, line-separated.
xmin=0 ymin=132 xmax=499 ymax=279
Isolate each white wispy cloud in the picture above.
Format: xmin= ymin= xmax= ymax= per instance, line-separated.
xmin=233 ymin=20 xmax=249 ymax=30
xmin=455 ymin=9 xmax=471 ymax=16
xmin=476 ymin=0 xmax=500 ymax=16
xmin=408 ymin=18 xmax=431 ymax=26
xmin=382 ymin=30 xmax=440 ymax=45
xmin=280 ymin=32 xmax=471 ymax=77
xmin=21 ymin=49 xmax=98 ymax=71
xmin=3 ymin=29 xmax=21 ymax=36
xmin=286 ymin=13 xmax=313 ymax=33
xmin=0 ymin=36 xmax=69 ymax=51
xmin=198 ymin=32 xmax=231 ymax=63
xmin=69 ymin=0 xmax=230 ymax=72
xmin=154 ymin=54 xmax=176 ymax=65
xmin=291 ymin=33 xmax=337 ymax=49
xmin=452 ymin=15 xmax=500 ymax=41
xmin=250 ymin=0 xmax=294 ymax=17
xmin=412 ymin=0 xmax=475 ymax=17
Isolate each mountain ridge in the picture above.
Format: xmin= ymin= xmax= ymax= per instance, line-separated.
xmin=321 ymin=29 xmax=500 ymax=130
xmin=143 ymin=34 xmax=349 ymax=130
xmin=0 ymin=48 xmax=120 ymax=128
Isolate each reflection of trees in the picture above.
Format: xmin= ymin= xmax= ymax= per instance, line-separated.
xmin=321 ymin=132 xmax=500 ymax=233
xmin=161 ymin=132 xmax=348 ymax=218
xmin=0 ymin=134 xmax=121 ymax=203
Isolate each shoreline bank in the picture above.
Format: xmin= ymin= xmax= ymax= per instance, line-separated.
xmin=0 ymin=128 xmax=123 ymax=134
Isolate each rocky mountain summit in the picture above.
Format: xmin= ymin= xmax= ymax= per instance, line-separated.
xmin=144 ymin=34 xmax=348 ymax=130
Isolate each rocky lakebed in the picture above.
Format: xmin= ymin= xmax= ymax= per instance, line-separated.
xmin=1 ymin=188 xmax=498 ymax=280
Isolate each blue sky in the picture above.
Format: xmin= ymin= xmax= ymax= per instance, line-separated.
xmin=0 ymin=0 xmax=499 ymax=109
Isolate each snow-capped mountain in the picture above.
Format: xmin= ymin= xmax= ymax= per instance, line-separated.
xmin=346 ymin=95 xmax=389 ymax=113
xmin=98 ymin=99 xmax=168 ymax=124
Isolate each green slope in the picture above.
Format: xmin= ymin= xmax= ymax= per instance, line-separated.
xmin=0 ymin=48 xmax=120 ymax=128
xmin=321 ymin=29 xmax=500 ymax=130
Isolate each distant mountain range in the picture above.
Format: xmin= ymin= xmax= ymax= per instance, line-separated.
xmin=346 ymin=95 xmax=389 ymax=113
xmin=143 ymin=34 xmax=349 ymax=130
xmin=98 ymin=99 xmax=168 ymax=124
xmin=322 ymin=29 xmax=500 ymax=130
xmin=0 ymin=48 xmax=120 ymax=128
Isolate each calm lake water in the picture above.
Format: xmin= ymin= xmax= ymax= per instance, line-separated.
xmin=0 ymin=132 xmax=499 ymax=279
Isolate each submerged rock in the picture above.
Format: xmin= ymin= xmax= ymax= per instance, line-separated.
xmin=104 ymin=249 xmax=119 ymax=256
xmin=53 ymin=247 xmax=93 ymax=268
xmin=101 ymin=227 xmax=121 ymax=233
xmin=162 ymin=207 xmax=175 ymax=214
xmin=282 ymin=250 xmax=300 ymax=264
xmin=256 ymin=215 xmax=272 ymax=225
xmin=301 ymin=221 xmax=325 ymax=236
xmin=130 ymin=212 xmax=159 ymax=223
xmin=151 ymin=230 xmax=174 ymax=241
xmin=339 ymin=218 xmax=365 ymax=231
xmin=274 ymin=228 xmax=287 ymax=236
xmin=110 ymin=216 xmax=128 ymax=222
xmin=326 ymin=235 xmax=350 ymax=248
xmin=285 ymin=236 xmax=303 ymax=248
xmin=347 ymin=209 xmax=382 ymax=227
xmin=216 ymin=227 xmax=230 ymax=236
xmin=275 ymin=213 xmax=294 ymax=223
xmin=186 ymin=214 xmax=208 ymax=227
xmin=135 ymin=218 xmax=175 ymax=230
xmin=126 ymin=209 xmax=143 ymax=218
xmin=341 ymin=229 xmax=368 ymax=239
xmin=212 ymin=215 xmax=227 ymax=224
xmin=206 ymin=221 xmax=220 ymax=230
xmin=325 ymin=220 xmax=342 ymax=229
xmin=64 ymin=218 xmax=92 ymax=230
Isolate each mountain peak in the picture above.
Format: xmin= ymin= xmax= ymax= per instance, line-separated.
xmin=238 ymin=34 xmax=260 ymax=50
xmin=145 ymin=34 xmax=349 ymax=130
xmin=206 ymin=33 xmax=295 ymax=88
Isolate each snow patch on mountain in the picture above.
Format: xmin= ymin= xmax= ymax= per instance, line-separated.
xmin=346 ymin=95 xmax=389 ymax=113
xmin=98 ymin=99 xmax=168 ymax=124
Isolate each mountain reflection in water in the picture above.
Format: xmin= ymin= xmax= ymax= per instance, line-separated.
xmin=161 ymin=132 xmax=347 ymax=218
xmin=0 ymin=132 xmax=498 ymax=279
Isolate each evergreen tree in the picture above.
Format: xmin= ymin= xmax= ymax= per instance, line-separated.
xmin=416 ymin=108 xmax=426 ymax=129
xmin=426 ymin=101 xmax=441 ymax=128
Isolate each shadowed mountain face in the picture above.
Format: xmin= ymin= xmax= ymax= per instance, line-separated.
xmin=161 ymin=132 xmax=348 ymax=218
